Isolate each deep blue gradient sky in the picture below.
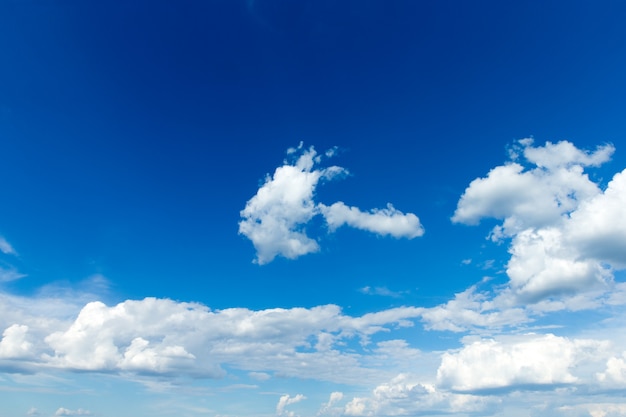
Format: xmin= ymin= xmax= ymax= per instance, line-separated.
xmin=2 ymin=2 xmax=626 ymax=417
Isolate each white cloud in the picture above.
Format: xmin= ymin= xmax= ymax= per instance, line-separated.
xmin=0 ymin=236 xmax=16 ymax=255
xmin=343 ymin=373 xmax=492 ymax=416
xmin=54 ymin=408 xmax=92 ymax=416
xmin=239 ymin=145 xmax=343 ymax=264
xmin=0 ymin=324 xmax=33 ymax=359
xmin=320 ymin=202 xmax=423 ymax=239
xmin=26 ymin=407 xmax=40 ymax=416
xmin=240 ymin=144 xmax=422 ymax=264
xmin=318 ymin=392 xmax=344 ymax=416
xmin=358 ymin=286 xmax=407 ymax=298
xmin=597 ymin=351 xmax=626 ymax=386
xmin=436 ymin=333 xmax=607 ymax=392
xmin=0 ymin=266 xmax=26 ymax=282
xmin=277 ymin=394 xmax=306 ymax=417
xmin=0 ymin=294 xmax=425 ymax=384
xmin=451 ymin=139 xmax=625 ymax=308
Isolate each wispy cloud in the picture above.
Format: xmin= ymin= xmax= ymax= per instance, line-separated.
xmin=0 ymin=267 xmax=26 ymax=282
xmin=0 ymin=237 xmax=17 ymax=256
xmin=359 ymin=286 xmax=408 ymax=298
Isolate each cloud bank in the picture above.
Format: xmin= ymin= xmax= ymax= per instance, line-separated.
xmin=239 ymin=143 xmax=423 ymax=264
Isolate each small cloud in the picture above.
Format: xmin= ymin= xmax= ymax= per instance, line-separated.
xmin=249 ymin=371 xmax=271 ymax=381
xmin=0 ymin=236 xmax=16 ymax=256
xmin=461 ymin=259 xmax=472 ymax=265
xmin=277 ymin=394 xmax=306 ymax=417
xmin=27 ymin=407 xmax=40 ymax=416
xmin=54 ymin=408 xmax=92 ymax=416
xmin=359 ymin=286 xmax=407 ymax=298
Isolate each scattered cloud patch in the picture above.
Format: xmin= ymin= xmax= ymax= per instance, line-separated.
xmin=54 ymin=408 xmax=92 ymax=416
xmin=0 ymin=236 xmax=16 ymax=256
xmin=0 ymin=266 xmax=26 ymax=282
xmin=359 ymin=286 xmax=407 ymax=298
xmin=343 ymin=373 xmax=493 ymax=416
xmin=240 ymin=144 xmax=423 ymax=264
xmin=277 ymin=394 xmax=306 ymax=417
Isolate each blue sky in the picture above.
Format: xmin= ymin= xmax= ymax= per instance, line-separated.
xmin=1 ymin=1 xmax=626 ymax=416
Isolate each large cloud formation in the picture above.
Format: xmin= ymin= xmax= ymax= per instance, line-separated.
xmin=453 ymin=139 xmax=625 ymax=305
xmin=239 ymin=143 xmax=424 ymax=264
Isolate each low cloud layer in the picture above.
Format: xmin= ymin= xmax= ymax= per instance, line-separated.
xmin=239 ymin=144 xmax=423 ymax=264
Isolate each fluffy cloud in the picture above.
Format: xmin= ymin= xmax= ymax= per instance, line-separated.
xmin=240 ymin=144 xmax=423 ymax=263
xmin=452 ymin=139 xmax=625 ymax=307
xmin=320 ymin=202 xmax=423 ymax=238
xmin=597 ymin=351 xmax=626 ymax=386
xmin=436 ymin=334 xmax=606 ymax=392
xmin=0 ymin=324 xmax=33 ymax=359
xmin=0 ymin=295 xmax=424 ymax=384
xmin=343 ymin=373 xmax=492 ymax=416
xmin=277 ymin=394 xmax=306 ymax=417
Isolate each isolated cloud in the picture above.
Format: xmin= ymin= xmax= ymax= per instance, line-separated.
xmin=277 ymin=394 xmax=306 ymax=417
xmin=452 ymin=139 xmax=625 ymax=306
xmin=240 ymin=144 xmax=423 ymax=263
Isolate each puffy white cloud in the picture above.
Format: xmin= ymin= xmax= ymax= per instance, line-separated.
xmin=343 ymin=373 xmax=492 ymax=416
xmin=240 ymin=144 xmax=422 ymax=264
xmin=453 ymin=139 xmax=609 ymax=235
xmin=318 ymin=392 xmax=344 ymax=416
xmin=0 ymin=236 xmax=16 ymax=255
xmin=452 ymin=139 xmax=625 ymax=308
xmin=239 ymin=144 xmax=344 ymax=264
xmin=277 ymin=394 xmax=306 ymax=417
xmin=0 ymin=324 xmax=33 ymax=359
xmin=320 ymin=202 xmax=423 ymax=239
xmin=597 ymin=351 xmax=626 ymax=386
xmin=436 ymin=334 xmax=606 ymax=392
xmin=0 ymin=294 xmax=425 ymax=384
xmin=568 ymin=169 xmax=626 ymax=267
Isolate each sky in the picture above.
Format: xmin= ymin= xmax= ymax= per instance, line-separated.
xmin=1 ymin=1 xmax=626 ymax=416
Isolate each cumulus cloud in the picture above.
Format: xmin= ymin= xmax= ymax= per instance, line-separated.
xmin=343 ymin=373 xmax=492 ymax=416
xmin=277 ymin=394 xmax=306 ymax=417
xmin=597 ymin=351 xmax=626 ymax=386
xmin=320 ymin=202 xmax=423 ymax=238
xmin=318 ymin=392 xmax=344 ymax=416
xmin=452 ymin=139 xmax=625 ymax=307
xmin=0 ymin=294 xmax=424 ymax=384
xmin=0 ymin=324 xmax=33 ymax=359
xmin=436 ymin=333 xmax=607 ymax=392
xmin=239 ymin=144 xmax=423 ymax=264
